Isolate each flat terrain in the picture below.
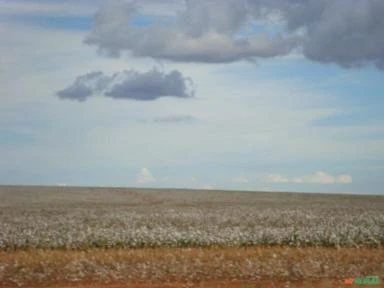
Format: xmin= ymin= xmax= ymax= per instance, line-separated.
xmin=0 ymin=186 xmax=383 ymax=287
xmin=1 ymin=247 xmax=383 ymax=287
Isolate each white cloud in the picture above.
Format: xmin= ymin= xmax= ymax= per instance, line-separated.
xmin=300 ymin=171 xmax=335 ymax=184
xmin=231 ymin=176 xmax=249 ymax=183
xmin=336 ymin=174 xmax=353 ymax=184
xmin=201 ymin=185 xmax=214 ymax=190
xmin=136 ymin=168 xmax=156 ymax=184
xmin=264 ymin=171 xmax=352 ymax=185
xmin=264 ymin=174 xmax=289 ymax=184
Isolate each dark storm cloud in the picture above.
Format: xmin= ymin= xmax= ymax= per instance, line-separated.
xmin=84 ymin=0 xmax=384 ymax=69
xmin=56 ymin=69 xmax=195 ymax=102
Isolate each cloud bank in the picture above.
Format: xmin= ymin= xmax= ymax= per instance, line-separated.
xmin=57 ymin=68 xmax=195 ymax=102
xmin=264 ymin=171 xmax=352 ymax=184
xmin=84 ymin=0 xmax=384 ymax=69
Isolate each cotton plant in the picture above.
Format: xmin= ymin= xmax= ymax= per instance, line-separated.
xmin=1 ymin=196 xmax=383 ymax=249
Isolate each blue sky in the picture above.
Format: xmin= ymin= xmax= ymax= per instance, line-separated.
xmin=0 ymin=0 xmax=383 ymax=194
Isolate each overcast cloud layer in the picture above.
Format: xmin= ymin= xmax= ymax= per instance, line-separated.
xmin=57 ymin=68 xmax=195 ymax=101
xmin=85 ymin=0 xmax=384 ymax=69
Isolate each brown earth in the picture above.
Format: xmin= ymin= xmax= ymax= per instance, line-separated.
xmin=22 ymin=279 xmax=350 ymax=288
xmin=1 ymin=246 xmax=383 ymax=288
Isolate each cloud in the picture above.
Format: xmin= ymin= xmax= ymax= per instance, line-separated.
xmin=56 ymin=71 xmax=103 ymax=102
xmin=272 ymin=0 xmax=384 ymax=69
xmin=265 ymin=174 xmax=290 ymax=184
xmin=84 ymin=0 xmax=298 ymax=63
xmin=231 ymin=176 xmax=249 ymax=183
xmin=153 ymin=114 xmax=196 ymax=123
xmin=264 ymin=171 xmax=352 ymax=184
xmin=56 ymin=68 xmax=195 ymax=102
xmin=136 ymin=167 xmax=156 ymax=184
xmin=84 ymin=0 xmax=384 ymax=69
xmin=336 ymin=174 xmax=353 ymax=184
xmin=303 ymin=171 xmax=336 ymax=184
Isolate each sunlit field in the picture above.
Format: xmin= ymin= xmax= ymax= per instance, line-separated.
xmin=0 ymin=186 xmax=383 ymax=287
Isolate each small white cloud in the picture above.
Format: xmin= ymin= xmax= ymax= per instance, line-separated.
xmin=137 ymin=168 xmax=156 ymax=184
xmin=303 ymin=170 xmax=335 ymax=184
xmin=336 ymin=174 xmax=353 ymax=184
xmin=231 ymin=176 xmax=249 ymax=183
xmin=202 ymin=185 xmax=214 ymax=190
xmin=265 ymin=174 xmax=289 ymax=183
xmin=264 ymin=171 xmax=352 ymax=185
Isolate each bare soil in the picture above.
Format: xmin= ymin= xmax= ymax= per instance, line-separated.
xmin=1 ymin=246 xmax=383 ymax=288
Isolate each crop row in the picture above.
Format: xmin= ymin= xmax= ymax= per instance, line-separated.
xmin=1 ymin=204 xmax=383 ymax=249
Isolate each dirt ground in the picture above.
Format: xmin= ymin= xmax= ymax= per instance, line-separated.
xmin=27 ymin=279 xmax=349 ymax=288
xmin=0 ymin=279 xmax=355 ymax=288
xmin=1 ymin=246 xmax=383 ymax=288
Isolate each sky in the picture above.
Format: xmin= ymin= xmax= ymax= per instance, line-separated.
xmin=0 ymin=0 xmax=383 ymax=194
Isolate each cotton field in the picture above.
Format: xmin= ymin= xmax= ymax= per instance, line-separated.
xmin=1 ymin=186 xmax=383 ymax=250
